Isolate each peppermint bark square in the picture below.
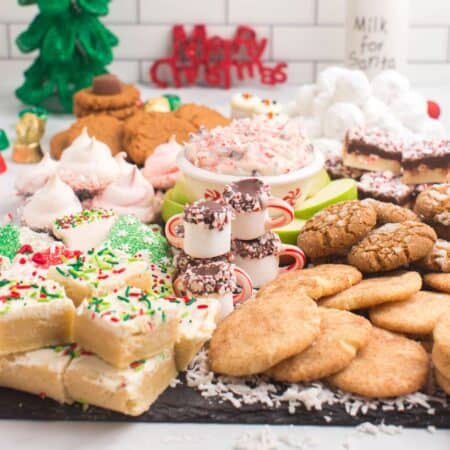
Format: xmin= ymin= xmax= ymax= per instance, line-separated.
xmin=343 ymin=127 xmax=404 ymax=175
xmin=74 ymin=286 xmax=179 ymax=368
xmin=47 ymin=248 xmax=148 ymax=306
xmin=0 ymin=345 xmax=75 ymax=404
xmin=402 ymin=139 xmax=450 ymax=184
xmin=0 ymin=279 xmax=75 ymax=355
xmin=358 ymin=171 xmax=414 ymax=206
xmin=64 ymin=348 xmax=177 ymax=416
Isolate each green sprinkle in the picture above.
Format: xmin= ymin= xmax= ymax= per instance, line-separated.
xmin=0 ymin=280 xmax=10 ymax=287
xmin=118 ymin=295 xmax=130 ymax=303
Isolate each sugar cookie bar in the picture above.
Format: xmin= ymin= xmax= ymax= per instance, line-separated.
xmin=64 ymin=348 xmax=177 ymax=416
xmin=0 ymin=345 xmax=76 ymax=403
xmin=343 ymin=127 xmax=404 ymax=175
xmin=166 ymin=296 xmax=221 ymax=371
xmin=74 ymin=286 xmax=179 ymax=368
xmin=402 ymin=139 xmax=450 ymax=184
xmin=0 ymin=279 xmax=75 ymax=355
xmin=47 ymin=248 xmax=148 ymax=306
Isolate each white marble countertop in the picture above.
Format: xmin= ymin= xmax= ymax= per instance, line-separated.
xmin=1 ymin=86 xmax=450 ymax=449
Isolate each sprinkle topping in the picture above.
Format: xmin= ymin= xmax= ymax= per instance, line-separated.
xmin=184 ymin=200 xmax=232 ymax=231
xmin=232 ymin=232 xmax=281 ymax=259
xmin=53 ymin=208 xmax=116 ymax=230
xmin=223 ymin=178 xmax=271 ymax=213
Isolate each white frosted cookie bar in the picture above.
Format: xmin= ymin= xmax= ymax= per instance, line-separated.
xmin=52 ymin=209 xmax=117 ymax=252
xmin=0 ymin=279 xmax=75 ymax=355
xmin=74 ymin=286 xmax=179 ymax=368
xmin=167 ymin=296 xmax=221 ymax=371
xmin=0 ymin=345 xmax=76 ymax=404
xmin=64 ymin=348 xmax=177 ymax=416
xmin=47 ymin=248 xmax=148 ymax=306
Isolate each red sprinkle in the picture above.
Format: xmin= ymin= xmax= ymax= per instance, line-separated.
xmin=197 ymin=304 xmax=209 ymax=309
xmin=110 ymin=317 xmax=119 ymax=322
xmin=19 ymin=257 xmax=27 ymax=265
xmin=113 ymin=268 xmax=126 ymax=274
xmin=18 ymin=244 xmax=33 ymax=254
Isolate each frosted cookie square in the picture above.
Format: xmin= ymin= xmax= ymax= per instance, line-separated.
xmin=343 ymin=127 xmax=403 ymax=175
xmin=74 ymin=286 xmax=179 ymax=368
xmin=64 ymin=348 xmax=177 ymax=416
xmin=47 ymin=248 xmax=148 ymax=306
xmin=52 ymin=209 xmax=117 ymax=252
xmin=0 ymin=279 xmax=75 ymax=355
xmin=0 ymin=344 xmax=76 ymax=404
xmin=166 ymin=296 xmax=221 ymax=371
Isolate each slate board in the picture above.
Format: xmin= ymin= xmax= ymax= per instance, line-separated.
xmin=1 ymin=383 xmax=449 ymax=428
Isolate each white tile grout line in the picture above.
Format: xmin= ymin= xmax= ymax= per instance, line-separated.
xmin=225 ymin=0 xmax=229 ymax=25
xmin=6 ymin=24 xmax=12 ymax=58
xmin=136 ymin=0 xmax=141 ymax=24
xmin=314 ymin=0 xmax=319 ymax=25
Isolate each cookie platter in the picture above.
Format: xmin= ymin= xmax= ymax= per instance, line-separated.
xmin=1 ymin=69 xmax=450 ymax=429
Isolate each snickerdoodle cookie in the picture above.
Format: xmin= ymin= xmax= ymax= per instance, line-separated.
xmin=424 ymin=273 xmax=450 ymax=294
xmin=348 ymin=221 xmax=437 ymax=273
xmin=327 ymin=327 xmax=429 ymax=398
xmin=433 ymin=312 xmax=450 ymax=359
xmin=370 ymin=291 xmax=450 ymax=335
xmin=267 ymin=308 xmax=371 ymax=383
xmin=256 ymin=264 xmax=362 ymax=301
xmin=320 ymin=271 xmax=422 ymax=310
xmin=435 ymin=369 xmax=450 ymax=395
xmin=414 ymin=184 xmax=450 ymax=240
xmin=208 ymin=291 xmax=320 ymax=376
xmin=297 ymin=201 xmax=377 ymax=260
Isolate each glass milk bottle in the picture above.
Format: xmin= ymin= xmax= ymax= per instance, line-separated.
xmin=345 ymin=0 xmax=409 ymax=78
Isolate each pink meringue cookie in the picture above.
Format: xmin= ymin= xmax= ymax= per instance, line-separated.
xmin=114 ymin=151 xmax=135 ymax=176
xmin=22 ymin=175 xmax=82 ymax=231
xmin=15 ymin=153 xmax=59 ymax=197
xmin=141 ymin=135 xmax=182 ymax=190
xmin=92 ymin=166 xmax=157 ymax=223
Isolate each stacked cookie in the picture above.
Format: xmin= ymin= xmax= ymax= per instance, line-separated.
xmin=432 ymin=313 xmax=450 ymax=395
xmin=73 ymin=74 xmax=140 ymax=120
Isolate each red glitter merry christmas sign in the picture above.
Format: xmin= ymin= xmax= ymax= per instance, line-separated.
xmin=150 ymin=25 xmax=288 ymax=89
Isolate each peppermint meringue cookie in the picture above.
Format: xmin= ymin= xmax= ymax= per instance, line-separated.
xmin=15 ymin=153 xmax=59 ymax=197
xmin=334 ymin=69 xmax=371 ymax=106
xmin=371 ymin=70 xmax=411 ymax=105
xmin=92 ymin=166 xmax=157 ymax=223
xmin=141 ymin=135 xmax=182 ymax=190
xmin=323 ymin=102 xmax=365 ymax=140
xmin=58 ymin=127 xmax=119 ymax=199
xmin=22 ymin=175 xmax=82 ymax=231
xmin=114 ymin=151 xmax=135 ymax=177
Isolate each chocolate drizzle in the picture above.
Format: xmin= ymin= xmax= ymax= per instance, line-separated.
xmin=184 ymin=200 xmax=232 ymax=230
xmin=182 ymin=261 xmax=237 ymax=296
xmin=223 ymin=178 xmax=271 ymax=213
xmin=232 ymin=232 xmax=281 ymax=259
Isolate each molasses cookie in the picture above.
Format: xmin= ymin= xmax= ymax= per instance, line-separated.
xmin=175 ymin=103 xmax=231 ymax=130
xmin=348 ymin=221 xmax=437 ymax=273
xmin=361 ymin=198 xmax=419 ymax=225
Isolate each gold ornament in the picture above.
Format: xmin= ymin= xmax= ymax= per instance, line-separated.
xmin=12 ymin=112 xmax=46 ymax=164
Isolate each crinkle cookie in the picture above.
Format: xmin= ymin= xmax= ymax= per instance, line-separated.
xmin=297 ymin=200 xmax=377 ymax=260
xmin=361 ymin=198 xmax=419 ymax=225
xmin=415 ymin=239 xmax=450 ymax=273
xmin=414 ymin=184 xmax=450 ymax=240
xmin=348 ymin=221 xmax=437 ymax=273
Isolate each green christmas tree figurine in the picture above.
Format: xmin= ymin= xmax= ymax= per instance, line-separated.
xmin=15 ymin=0 xmax=118 ymax=113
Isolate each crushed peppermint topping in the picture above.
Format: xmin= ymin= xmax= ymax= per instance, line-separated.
xmin=174 ymin=250 xmax=233 ymax=275
xmin=53 ymin=208 xmax=116 ymax=230
xmin=223 ymin=178 xmax=271 ymax=213
xmin=185 ymin=117 xmax=314 ymax=177
xmin=181 ymin=262 xmax=237 ymax=296
xmin=232 ymin=232 xmax=281 ymax=259
xmin=184 ymin=200 xmax=232 ymax=231
xmin=346 ymin=127 xmax=404 ymax=158
xmin=358 ymin=171 xmax=414 ymax=205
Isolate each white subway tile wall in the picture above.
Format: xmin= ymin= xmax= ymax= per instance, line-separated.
xmin=1 ymin=0 xmax=450 ymax=85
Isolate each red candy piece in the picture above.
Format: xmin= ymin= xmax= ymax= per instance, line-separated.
xmin=427 ymin=100 xmax=441 ymax=119
xmin=18 ymin=244 xmax=33 ymax=254
xmin=0 ymin=154 xmax=6 ymax=174
xmin=31 ymin=246 xmax=81 ymax=268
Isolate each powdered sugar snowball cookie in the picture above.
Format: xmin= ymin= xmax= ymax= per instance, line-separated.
xmin=333 ymin=69 xmax=371 ymax=107
xmin=376 ymin=110 xmax=407 ymax=135
xmin=362 ymin=97 xmax=389 ymax=126
xmin=313 ymin=138 xmax=342 ymax=161
xmin=141 ymin=135 xmax=182 ymax=190
xmin=371 ymin=70 xmax=411 ymax=105
xmin=312 ymin=90 xmax=334 ymax=121
xmin=390 ymin=92 xmax=428 ymax=132
xmin=22 ymin=175 xmax=82 ymax=231
xmin=58 ymin=127 xmax=120 ymax=199
xmin=92 ymin=166 xmax=157 ymax=223
xmin=317 ymin=66 xmax=352 ymax=93
xmin=15 ymin=153 xmax=59 ymax=198
xmin=295 ymin=84 xmax=317 ymax=116
xmin=294 ymin=116 xmax=322 ymax=139
xmin=417 ymin=118 xmax=447 ymax=140
xmin=323 ymin=102 xmax=364 ymax=140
